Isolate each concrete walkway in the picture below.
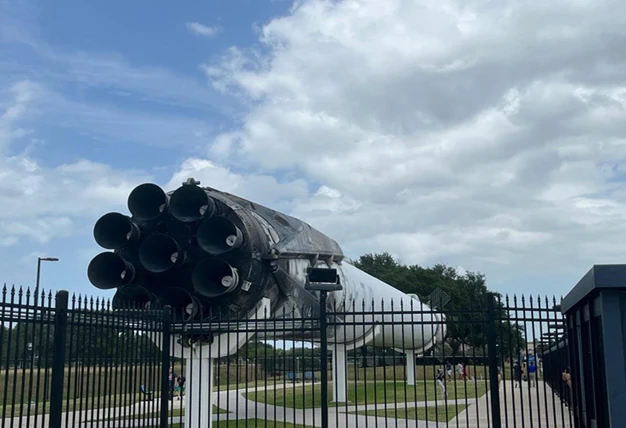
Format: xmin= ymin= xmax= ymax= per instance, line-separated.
xmin=1 ymin=379 xmax=573 ymax=427
xmin=449 ymin=380 xmax=574 ymax=427
xmin=209 ymin=383 xmax=449 ymax=428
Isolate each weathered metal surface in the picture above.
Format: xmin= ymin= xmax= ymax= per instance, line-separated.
xmin=87 ymin=178 xmax=444 ymax=351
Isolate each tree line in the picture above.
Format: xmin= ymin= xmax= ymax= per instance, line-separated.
xmin=0 ymin=323 xmax=162 ymax=368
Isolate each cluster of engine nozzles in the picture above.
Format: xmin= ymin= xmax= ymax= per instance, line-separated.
xmin=87 ymin=182 xmax=245 ymax=316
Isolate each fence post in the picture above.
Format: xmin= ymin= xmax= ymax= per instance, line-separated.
xmin=160 ymin=306 xmax=172 ymax=428
xmin=49 ymin=290 xmax=69 ymax=428
xmin=319 ymin=290 xmax=329 ymax=428
xmin=487 ymin=293 xmax=502 ymax=428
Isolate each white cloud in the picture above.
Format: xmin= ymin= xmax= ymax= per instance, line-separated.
xmin=186 ymin=22 xmax=221 ymax=38
xmin=3 ymin=0 xmax=626 ymax=298
xmin=166 ymin=158 xmax=309 ymax=212
xmin=196 ymin=0 xmax=626 ymax=293
xmin=0 ymin=80 xmax=37 ymax=149
xmin=0 ymin=81 xmax=152 ymax=246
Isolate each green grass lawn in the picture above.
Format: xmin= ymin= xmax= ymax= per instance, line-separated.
xmin=170 ymin=420 xmax=313 ymax=428
xmin=0 ymin=392 xmax=139 ymax=418
xmin=0 ymin=381 xmax=271 ymax=418
xmin=93 ymin=404 xmax=229 ymax=422
xmin=356 ymin=404 xmax=467 ymax=422
xmin=215 ymin=380 xmax=278 ymax=391
xmin=243 ymin=380 xmax=487 ymax=409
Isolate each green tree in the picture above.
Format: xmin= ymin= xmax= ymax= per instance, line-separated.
xmin=354 ymin=252 xmax=524 ymax=358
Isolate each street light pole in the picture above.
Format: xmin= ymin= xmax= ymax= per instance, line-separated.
xmin=304 ymin=267 xmax=343 ymax=428
xmin=36 ymin=257 xmax=59 ymax=296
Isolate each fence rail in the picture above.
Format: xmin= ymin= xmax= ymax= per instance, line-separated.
xmin=1 ymin=285 xmax=574 ymax=427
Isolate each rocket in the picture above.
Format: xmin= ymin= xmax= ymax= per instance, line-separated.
xmin=88 ymin=179 xmax=446 ymax=354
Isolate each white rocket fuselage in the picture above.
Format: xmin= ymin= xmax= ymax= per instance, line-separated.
xmin=286 ymin=259 xmax=447 ymax=354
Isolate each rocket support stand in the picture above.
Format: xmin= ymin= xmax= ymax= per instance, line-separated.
xmin=330 ymin=326 xmax=380 ymax=403
xmin=405 ymin=352 xmax=417 ymax=386
xmin=155 ymin=298 xmax=271 ymax=428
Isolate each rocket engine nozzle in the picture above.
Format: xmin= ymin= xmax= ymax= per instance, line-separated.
xmin=93 ymin=212 xmax=140 ymax=250
xmin=112 ymin=284 xmax=155 ymax=310
xmin=159 ymin=287 xmax=201 ymax=319
xmin=128 ymin=183 xmax=169 ymax=222
xmin=89 ymin=179 xmax=345 ymax=320
xmin=138 ymin=233 xmax=183 ymax=273
xmin=197 ymin=216 xmax=243 ymax=255
xmin=87 ymin=252 xmax=135 ymax=290
xmin=169 ymin=185 xmax=215 ymax=222
xmin=192 ymin=257 xmax=239 ymax=298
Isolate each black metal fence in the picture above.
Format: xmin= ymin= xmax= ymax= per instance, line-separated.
xmin=1 ymin=286 xmax=575 ymax=427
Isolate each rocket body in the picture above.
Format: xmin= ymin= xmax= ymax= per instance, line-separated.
xmin=88 ymin=180 xmax=446 ymax=353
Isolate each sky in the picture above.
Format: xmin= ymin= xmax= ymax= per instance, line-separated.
xmin=1 ymin=0 xmax=625 ymax=302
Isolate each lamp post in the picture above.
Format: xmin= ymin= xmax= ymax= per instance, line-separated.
xmin=36 ymin=257 xmax=59 ymax=296
xmin=304 ymin=267 xmax=343 ymax=428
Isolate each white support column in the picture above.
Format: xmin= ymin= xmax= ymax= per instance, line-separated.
xmin=406 ymin=352 xmax=416 ymax=386
xmin=331 ymin=345 xmax=347 ymax=403
xmin=185 ymin=357 xmax=215 ymax=428
xmin=153 ymin=298 xmax=271 ymax=428
xmin=326 ymin=325 xmax=381 ymax=404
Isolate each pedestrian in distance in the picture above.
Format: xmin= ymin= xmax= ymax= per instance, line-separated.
xmin=168 ymin=366 xmax=178 ymax=400
xmin=457 ymin=362 xmax=464 ymax=380
xmin=436 ymin=368 xmax=447 ymax=398
xmin=513 ymin=361 xmax=523 ymax=388
xmin=527 ymin=361 xmax=537 ymax=387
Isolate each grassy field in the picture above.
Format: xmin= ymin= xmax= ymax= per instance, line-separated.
xmin=356 ymin=404 xmax=467 ymax=422
xmin=243 ymin=380 xmax=488 ymax=409
xmin=0 ymin=362 xmax=495 ymax=419
xmin=0 ymin=392 xmax=138 ymax=419
xmin=336 ymin=364 xmax=492 ymax=382
xmin=170 ymin=420 xmax=313 ymax=428
xmin=0 ymin=362 xmax=264 ymax=405
xmin=0 ymin=362 xmax=271 ymax=414
xmin=93 ymin=405 xmax=229 ymax=422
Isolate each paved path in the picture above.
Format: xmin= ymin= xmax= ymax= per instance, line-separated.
xmin=209 ymin=383 xmax=449 ymax=428
xmin=1 ymin=379 xmax=573 ymax=427
xmin=449 ymin=380 xmax=574 ymax=427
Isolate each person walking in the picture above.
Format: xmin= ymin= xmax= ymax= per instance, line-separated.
xmin=527 ymin=361 xmax=537 ymax=387
xmin=457 ymin=362 xmax=464 ymax=380
xmin=562 ymin=368 xmax=572 ymax=406
xmin=436 ymin=368 xmax=447 ymax=398
xmin=513 ymin=361 xmax=523 ymax=388
xmin=176 ymin=376 xmax=186 ymax=400
xmin=168 ymin=366 xmax=178 ymax=400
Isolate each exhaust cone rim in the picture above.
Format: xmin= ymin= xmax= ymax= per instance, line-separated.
xmin=192 ymin=257 xmax=239 ymax=298
xmin=127 ymin=183 xmax=168 ymax=222
xmin=169 ymin=185 xmax=214 ymax=222
xmin=112 ymin=285 xmax=154 ymax=310
xmin=93 ymin=212 xmax=138 ymax=250
xmin=88 ymin=252 xmax=135 ymax=290
xmin=158 ymin=287 xmax=199 ymax=318
xmin=197 ymin=216 xmax=243 ymax=255
xmin=138 ymin=233 xmax=181 ymax=273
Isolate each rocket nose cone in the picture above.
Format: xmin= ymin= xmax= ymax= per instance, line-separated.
xmin=138 ymin=233 xmax=182 ymax=273
xmin=192 ymin=257 xmax=239 ymax=298
xmin=88 ymin=252 xmax=135 ymax=290
xmin=112 ymin=284 xmax=155 ymax=310
xmin=169 ymin=185 xmax=215 ymax=222
xmin=128 ymin=183 xmax=168 ymax=222
xmin=197 ymin=216 xmax=243 ymax=255
xmin=93 ymin=212 xmax=139 ymax=250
